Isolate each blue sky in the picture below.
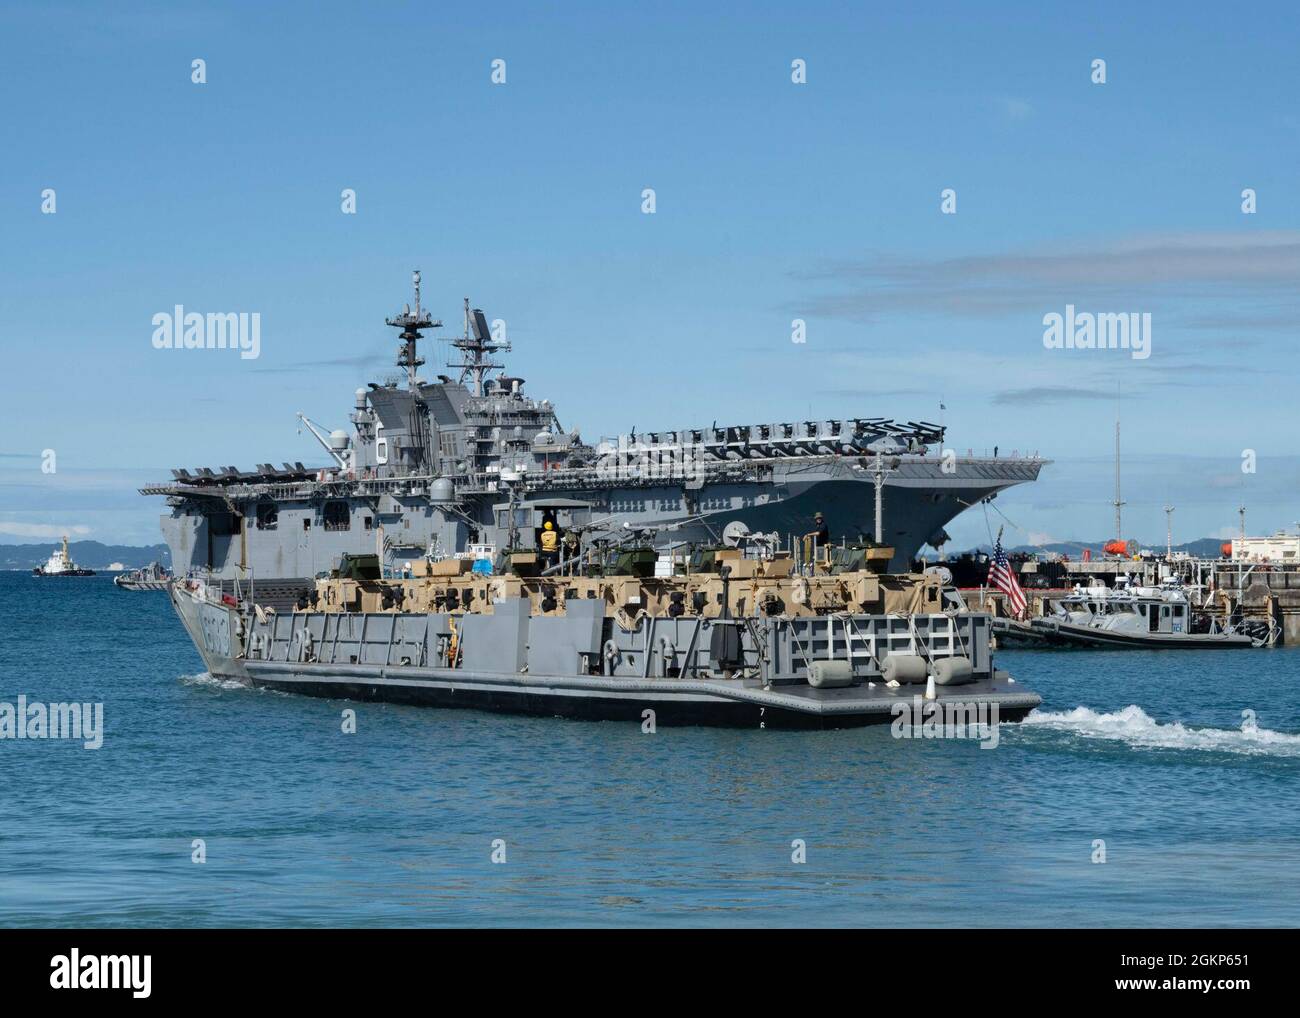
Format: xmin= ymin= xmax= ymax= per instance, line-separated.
xmin=2 ymin=1 xmax=1298 ymax=548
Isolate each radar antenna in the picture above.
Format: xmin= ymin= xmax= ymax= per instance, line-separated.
xmin=451 ymin=297 xmax=511 ymax=397
xmin=385 ymin=270 xmax=442 ymax=389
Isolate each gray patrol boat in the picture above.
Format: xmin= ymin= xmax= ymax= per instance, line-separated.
xmin=142 ymin=273 xmax=1046 ymax=608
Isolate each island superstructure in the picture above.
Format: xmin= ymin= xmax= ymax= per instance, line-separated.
xmin=141 ymin=273 xmax=1047 ymax=604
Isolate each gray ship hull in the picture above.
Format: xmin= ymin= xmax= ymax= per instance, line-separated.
xmin=234 ymin=660 xmax=1040 ymax=729
xmin=170 ymin=581 xmax=1040 ymax=729
xmin=156 ymin=456 xmax=1041 ymax=593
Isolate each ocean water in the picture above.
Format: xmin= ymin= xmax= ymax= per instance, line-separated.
xmin=2 ymin=571 xmax=1299 ymax=928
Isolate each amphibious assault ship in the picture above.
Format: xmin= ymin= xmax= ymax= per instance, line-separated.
xmin=142 ymin=273 xmax=1046 ymax=607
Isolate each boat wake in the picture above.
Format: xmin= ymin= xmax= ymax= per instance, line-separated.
xmin=179 ymin=672 xmax=248 ymax=692
xmin=1021 ymin=704 xmax=1300 ymax=758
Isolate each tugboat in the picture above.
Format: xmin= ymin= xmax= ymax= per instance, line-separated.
xmin=114 ymin=561 xmax=172 ymax=590
xmin=32 ymin=536 xmax=96 ymax=577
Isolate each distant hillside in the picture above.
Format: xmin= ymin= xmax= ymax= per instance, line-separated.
xmin=0 ymin=541 xmax=171 ymax=571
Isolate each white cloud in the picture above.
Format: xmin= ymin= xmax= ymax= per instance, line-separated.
xmin=794 ymin=230 xmax=1300 ymax=322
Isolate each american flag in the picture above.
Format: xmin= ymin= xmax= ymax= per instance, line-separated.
xmin=988 ymin=533 xmax=1027 ymax=619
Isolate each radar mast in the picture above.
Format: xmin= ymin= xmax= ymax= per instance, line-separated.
xmin=451 ymin=297 xmax=511 ymax=397
xmin=385 ymin=270 xmax=442 ymax=389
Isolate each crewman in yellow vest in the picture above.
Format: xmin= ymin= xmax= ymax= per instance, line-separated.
xmin=539 ymin=519 xmax=560 ymax=572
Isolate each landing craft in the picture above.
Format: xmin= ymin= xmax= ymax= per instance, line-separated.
xmin=169 ymin=532 xmax=1043 ymax=728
